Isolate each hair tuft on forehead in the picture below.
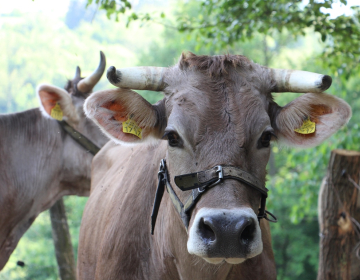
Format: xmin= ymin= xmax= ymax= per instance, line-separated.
xmin=178 ymin=52 xmax=252 ymax=77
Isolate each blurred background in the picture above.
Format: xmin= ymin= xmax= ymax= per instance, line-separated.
xmin=0 ymin=0 xmax=359 ymax=279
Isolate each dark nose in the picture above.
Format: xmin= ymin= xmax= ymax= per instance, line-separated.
xmin=197 ymin=213 xmax=257 ymax=257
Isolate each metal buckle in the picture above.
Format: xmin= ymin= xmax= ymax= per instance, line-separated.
xmin=198 ymin=165 xmax=223 ymax=193
xmin=216 ymin=165 xmax=224 ymax=179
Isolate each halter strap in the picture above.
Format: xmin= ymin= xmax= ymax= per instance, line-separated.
xmin=58 ymin=120 xmax=100 ymax=155
xmin=174 ymin=165 xmax=268 ymax=196
xmin=150 ymin=159 xmax=277 ymax=235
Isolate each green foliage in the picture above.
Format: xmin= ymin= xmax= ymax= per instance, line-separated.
xmin=177 ymin=0 xmax=360 ymax=76
xmin=86 ymin=0 xmax=156 ymax=28
xmin=86 ymin=0 xmax=132 ymax=20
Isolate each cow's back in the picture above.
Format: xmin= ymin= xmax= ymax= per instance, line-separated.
xmin=77 ymin=141 xmax=166 ymax=280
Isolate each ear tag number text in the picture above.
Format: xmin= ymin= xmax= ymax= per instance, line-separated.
xmin=122 ymin=118 xmax=142 ymax=139
xmin=294 ymin=117 xmax=316 ymax=134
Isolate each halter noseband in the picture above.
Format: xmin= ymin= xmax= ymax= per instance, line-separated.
xmin=151 ymin=159 xmax=277 ymax=234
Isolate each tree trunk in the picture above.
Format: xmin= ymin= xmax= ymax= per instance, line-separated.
xmin=318 ymin=149 xmax=360 ymax=280
xmin=49 ymin=198 xmax=76 ymax=280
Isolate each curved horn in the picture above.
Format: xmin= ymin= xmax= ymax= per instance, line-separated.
xmin=77 ymin=51 xmax=106 ymax=93
xmin=107 ymin=66 xmax=167 ymax=91
xmin=271 ymin=69 xmax=332 ymax=93
xmin=74 ymin=66 xmax=81 ymax=79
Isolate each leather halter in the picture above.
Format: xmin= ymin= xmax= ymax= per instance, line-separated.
xmin=151 ymin=159 xmax=277 ymax=234
xmin=57 ymin=120 xmax=100 ymax=155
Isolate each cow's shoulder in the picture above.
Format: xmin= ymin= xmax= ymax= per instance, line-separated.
xmin=91 ymin=141 xmax=166 ymax=191
xmin=80 ymin=141 xmax=167 ymax=278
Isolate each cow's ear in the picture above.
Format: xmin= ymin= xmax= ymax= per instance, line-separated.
xmin=84 ymin=88 xmax=166 ymax=144
xmin=37 ymin=84 xmax=79 ymax=124
xmin=273 ymin=93 xmax=351 ymax=148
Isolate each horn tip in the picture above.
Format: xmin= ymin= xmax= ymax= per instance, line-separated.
xmin=107 ymin=66 xmax=121 ymax=85
xmin=99 ymin=51 xmax=106 ymax=72
xmin=319 ymin=75 xmax=332 ymax=91
xmin=100 ymin=51 xmax=105 ymax=61
xmin=74 ymin=66 xmax=81 ymax=79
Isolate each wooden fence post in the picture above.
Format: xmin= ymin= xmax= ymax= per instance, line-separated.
xmin=49 ymin=198 xmax=76 ymax=280
xmin=317 ymin=149 xmax=360 ymax=280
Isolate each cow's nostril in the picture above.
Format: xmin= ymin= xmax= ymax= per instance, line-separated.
xmin=239 ymin=220 xmax=255 ymax=245
xmin=198 ymin=218 xmax=216 ymax=242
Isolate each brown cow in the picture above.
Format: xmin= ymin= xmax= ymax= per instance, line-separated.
xmin=78 ymin=53 xmax=351 ymax=279
xmin=0 ymin=52 xmax=109 ymax=270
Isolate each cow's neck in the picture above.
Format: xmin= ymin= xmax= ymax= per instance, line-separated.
xmin=59 ymin=132 xmax=93 ymax=196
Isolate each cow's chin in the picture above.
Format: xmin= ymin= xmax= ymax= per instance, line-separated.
xmin=203 ymin=257 xmax=246 ymax=265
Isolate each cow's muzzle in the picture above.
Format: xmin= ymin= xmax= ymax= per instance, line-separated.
xmin=187 ymin=208 xmax=263 ymax=264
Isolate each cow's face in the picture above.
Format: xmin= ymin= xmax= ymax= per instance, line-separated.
xmin=161 ymin=57 xmax=274 ymax=263
xmin=84 ymin=53 xmax=351 ymax=264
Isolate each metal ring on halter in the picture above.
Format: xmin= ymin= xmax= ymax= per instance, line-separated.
xmin=263 ymin=210 xmax=277 ymax=223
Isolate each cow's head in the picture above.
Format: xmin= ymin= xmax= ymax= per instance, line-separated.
xmin=36 ymin=51 xmax=108 ymax=149
xmin=84 ymin=53 xmax=351 ymax=264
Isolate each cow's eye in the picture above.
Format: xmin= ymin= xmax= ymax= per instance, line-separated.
xmin=258 ymin=130 xmax=277 ymax=148
xmin=162 ymin=131 xmax=183 ymax=147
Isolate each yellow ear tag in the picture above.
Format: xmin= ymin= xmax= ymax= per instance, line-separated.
xmin=294 ymin=117 xmax=316 ymax=134
xmin=122 ymin=118 xmax=142 ymax=139
xmin=50 ymin=103 xmax=63 ymax=121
